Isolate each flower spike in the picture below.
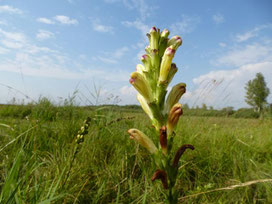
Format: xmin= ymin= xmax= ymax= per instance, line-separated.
xmin=127 ymin=27 xmax=192 ymax=203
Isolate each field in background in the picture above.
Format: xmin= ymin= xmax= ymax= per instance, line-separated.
xmin=0 ymin=101 xmax=272 ymax=203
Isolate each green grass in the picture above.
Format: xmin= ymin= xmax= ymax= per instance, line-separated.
xmin=0 ymin=103 xmax=272 ymax=203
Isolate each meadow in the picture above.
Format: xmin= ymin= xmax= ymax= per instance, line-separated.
xmin=0 ymin=100 xmax=272 ymax=203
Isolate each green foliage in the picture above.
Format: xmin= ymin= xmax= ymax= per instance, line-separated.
xmin=0 ymin=104 xmax=33 ymax=118
xmin=31 ymin=97 xmax=58 ymax=121
xmin=245 ymin=73 xmax=270 ymax=113
xmin=233 ymin=108 xmax=260 ymax=119
xmin=183 ymin=103 xmax=189 ymax=110
xmin=0 ymin=104 xmax=272 ymax=203
xmin=201 ymin=103 xmax=207 ymax=110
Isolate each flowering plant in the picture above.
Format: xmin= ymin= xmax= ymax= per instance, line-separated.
xmin=128 ymin=27 xmax=194 ymax=204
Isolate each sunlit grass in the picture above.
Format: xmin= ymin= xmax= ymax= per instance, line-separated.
xmin=0 ymin=102 xmax=271 ymax=203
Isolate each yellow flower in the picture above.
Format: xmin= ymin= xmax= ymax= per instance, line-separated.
xmin=167 ymin=35 xmax=182 ymax=50
xmin=128 ymin=129 xmax=158 ymax=154
xmin=137 ymin=94 xmax=153 ymax=120
xmin=130 ymin=72 xmax=153 ymax=103
xmin=159 ymin=46 xmax=176 ymax=83
xmin=165 ymin=83 xmax=186 ymax=114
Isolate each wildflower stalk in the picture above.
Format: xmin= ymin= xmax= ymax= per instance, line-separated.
xmin=62 ymin=117 xmax=91 ymax=188
xmin=128 ymin=27 xmax=194 ymax=203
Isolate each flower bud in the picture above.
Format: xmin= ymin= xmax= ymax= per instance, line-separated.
xmin=136 ymin=64 xmax=146 ymax=74
xmin=145 ymin=45 xmax=151 ymax=54
xmin=167 ymin=103 xmax=183 ymax=135
xmin=151 ymin=169 xmax=168 ymax=189
xmin=166 ymin=63 xmax=178 ymax=85
xmin=141 ymin=54 xmax=151 ymax=71
xmin=172 ymin=144 xmax=194 ymax=168
xmin=165 ymin=83 xmax=186 ymax=113
xmin=161 ymin=29 xmax=170 ymax=39
xmin=159 ymin=29 xmax=170 ymax=57
xmin=128 ymin=129 xmax=158 ymax=154
xmin=159 ymin=126 xmax=167 ymax=155
xmin=149 ymin=26 xmax=160 ymax=50
xmin=129 ymin=72 xmax=153 ymax=103
xmin=137 ymin=94 xmax=153 ymax=120
xmin=167 ymin=35 xmax=182 ymax=50
xmin=159 ymin=46 xmax=176 ymax=83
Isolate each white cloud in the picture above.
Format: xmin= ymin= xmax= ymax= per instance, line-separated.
xmin=236 ymin=31 xmax=256 ymax=42
xmin=0 ymin=52 xmax=130 ymax=81
xmin=122 ymin=20 xmax=149 ymax=36
xmin=1 ymin=39 xmax=23 ymax=49
xmin=25 ymin=45 xmax=56 ymax=54
xmin=212 ymin=13 xmax=225 ymax=24
xmin=235 ymin=24 xmax=272 ymax=42
xmin=0 ymin=46 xmax=9 ymax=54
xmin=104 ymin=0 xmax=154 ymax=20
xmin=0 ymin=29 xmax=26 ymax=43
xmin=0 ymin=27 xmax=129 ymax=82
xmin=111 ymin=46 xmax=128 ymax=58
xmin=124 ymin=0 xmax=151 ymax=20
xmin=188 ymin=62 xmax=272 ymax=109
xmin=214 ymin=43 xmax=272 ymax=67
xmin=54 ymin=15 xmax=78 ymax=25
xmin=37 ymin=16 xmax=79 ymax=25
xmin=219 ymin=42 xmax=226 ymax=47
xmin=91 ymin=19 xmax=113 ymax=33
xmin=0 ymin=57 xmax=95 ymax=79
xmin=36 ymin=30 xmax=54 ymax=40
xmin=0 ymin=28 xmax=57 ymax=53
xmin=95 ymin=56 xmax=117 ymax=64
xmin=170 ymin=15 xmax=200 ymax=35
xmin=120 ymin=85 xmax=137 ymax=96
xmin=94 ymin=46 xmax=129 ymax=64
xmin=122 ymin=20 xmax=149 ymax=62
xmin=36 ymin=17 xmax=55 ymax=24
xmin=187 ymin=37 xmax=272 ymax=109
xmin=0 ymin=5 xmax=23 ymax=14
xmin=0 ymin=29 xmax=27 ymax=49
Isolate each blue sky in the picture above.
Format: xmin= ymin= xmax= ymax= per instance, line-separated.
xmin=0 ymin=0 xmax=271 ymax=108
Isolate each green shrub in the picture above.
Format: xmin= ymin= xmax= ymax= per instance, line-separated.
xmin=233 ymin=108 xmax=260 ymax=118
